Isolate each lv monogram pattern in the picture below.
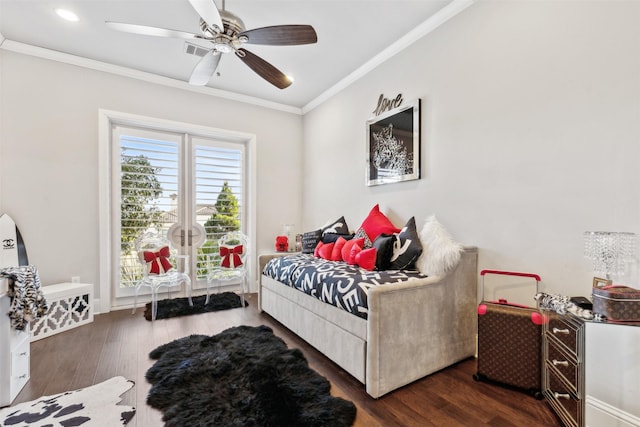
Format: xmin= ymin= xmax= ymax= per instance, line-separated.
xmin=592 ymin=287 xmax=640 ymax=322
xmin=477 ymin=303 xmax=542 ymax=391
xmin=264 ymin=254 xmax=425 ymax=319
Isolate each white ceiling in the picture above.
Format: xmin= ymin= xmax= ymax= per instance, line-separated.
xmin=0 ymin=0 xmax=462 ymax=109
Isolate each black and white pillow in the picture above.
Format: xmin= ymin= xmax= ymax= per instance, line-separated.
xmin=372 ymin=234 xmax=395 ymax=270
xmin=321 ymin=216 xmax=350 ymax=235
xmin=389 ymin=217 xmax=423 ymax=270
xmin=301 ymin=229 xmax=323 ymax=254
xmin=321 ymin=232 xmax=354 ymax=244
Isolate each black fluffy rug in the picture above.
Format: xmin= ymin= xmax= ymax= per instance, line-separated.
xmin=146 ymin=325 xmax=357 ymax=427
xmin=143 ymin=292 xmax=246 ymax=321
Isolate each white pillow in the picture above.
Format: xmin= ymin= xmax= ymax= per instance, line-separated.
xmin=415 ymin=215 xmax=463 ymax=276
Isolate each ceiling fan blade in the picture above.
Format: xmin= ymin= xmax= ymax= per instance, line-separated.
xmin=235 ymin=48 xmax=291 ymax=89
xmin=238 ymin=25 xmax=318 ymax=46
xmin=106 ymin=21 xmax=200 ymax=40
xmin=188 ymin=0 xmax=224 ymax=31
xmin=189 ymin=51 xmax=222 ymax=86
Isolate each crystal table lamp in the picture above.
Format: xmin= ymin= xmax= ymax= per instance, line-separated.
xmin=583 ymin=231 xmax=637 ymax=280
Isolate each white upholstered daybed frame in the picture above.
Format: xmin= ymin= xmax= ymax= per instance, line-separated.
xmin=258 ymin=246 xmax=478 ymax=398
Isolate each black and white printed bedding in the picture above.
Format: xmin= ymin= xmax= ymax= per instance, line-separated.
xmin=263 ymin=254 xmax=426 ymax=319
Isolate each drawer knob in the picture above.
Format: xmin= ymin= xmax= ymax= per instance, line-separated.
xmin=553 ymin=392 xmax=571 ymax=400
xmin=17 ymin=374 xmax=27 ymax=379
xmin=552 ymin=327 xmax=570 ymax=335
xmin=552 ymin=359 xmax=569 ymax=367
xmin=18 ymin=351 xmax=27 ymax=356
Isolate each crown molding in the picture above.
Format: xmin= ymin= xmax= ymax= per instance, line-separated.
xmin=301 ymin=0 xmax=476 ymax=114
xmin=1 ymin=0 xmax=474 ymax=117
xmin=0 ymin=39 xmax=302 ymax=115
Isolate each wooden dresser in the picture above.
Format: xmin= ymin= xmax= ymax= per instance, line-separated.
xmin=0 ymin=278 xmax=31 ymax=407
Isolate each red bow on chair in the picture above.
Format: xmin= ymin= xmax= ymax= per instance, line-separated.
xmin=220 ymin=244 xmax=244 ymax=268
xmin=143 ymin=246 xmax=173 ymax=274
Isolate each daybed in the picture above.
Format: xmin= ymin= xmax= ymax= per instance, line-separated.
xmin=258 ymin=246 xmax=478 ymax=398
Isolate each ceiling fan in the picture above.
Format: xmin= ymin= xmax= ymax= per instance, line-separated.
xmin=106 ymin=0 xmax=317 ymax=89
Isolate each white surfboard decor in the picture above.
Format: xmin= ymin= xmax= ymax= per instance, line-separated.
xmin=0 ymin=214 xmax=29 ymax=268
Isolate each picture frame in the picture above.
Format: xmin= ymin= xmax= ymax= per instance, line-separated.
xmin=366 ymin=98 xmax=421 ymax=186
xmin=593 ymin=277 xmax=612 ymax=288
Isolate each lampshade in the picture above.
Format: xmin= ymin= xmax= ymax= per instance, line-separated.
xmin=583 ymin=231 xmax=637 ymax=279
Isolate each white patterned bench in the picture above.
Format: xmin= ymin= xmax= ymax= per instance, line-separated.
xmin=31 ymin=282 xmax=94 ymax=341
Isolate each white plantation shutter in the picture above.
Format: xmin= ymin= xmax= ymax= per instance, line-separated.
xmin=194 ymin=145 xmax=244 ymax=235
xmin=193 ymin=139 xmax=244 ymax=280
xmin=116 ymin=127 xmax=182 ymax=290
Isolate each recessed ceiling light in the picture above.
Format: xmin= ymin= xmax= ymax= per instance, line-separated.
xmin=55 ymin=8 xmax=79 ymax=22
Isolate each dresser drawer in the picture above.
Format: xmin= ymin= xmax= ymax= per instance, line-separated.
xmin=10 ymin=325 xmax=30 ymax=348
xmin=547 ymin=314 xmax=580 ymax=356
xmin=546 ymin=340 xmax=580 ymax=393
xmin=544 ymin=365 xmax=581 ymax=427
xmin=1 ymin=289 xmax=31 ymax=406
xmin=10 ymin=337 xmax=30 ymax=399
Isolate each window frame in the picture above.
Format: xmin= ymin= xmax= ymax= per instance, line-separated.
xmin=98 ymin=109 xmax=256 ymax=313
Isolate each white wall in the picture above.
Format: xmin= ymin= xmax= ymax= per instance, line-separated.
xmin=2 ymin=0 xmax=639 ymax=306
xmin=0 ymin=50 xmax=303 ymax=301
xmin=302 ymin=0 xmax=640 ymax=300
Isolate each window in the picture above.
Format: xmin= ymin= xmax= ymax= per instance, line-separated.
xmin=99 ymin=110 xmax=255 ymax=311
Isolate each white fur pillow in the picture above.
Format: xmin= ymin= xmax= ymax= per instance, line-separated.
xmin=415 ymin=215 xmax=463 ymax=276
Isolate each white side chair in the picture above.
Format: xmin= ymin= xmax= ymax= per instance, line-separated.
xmin=132 ymin=230 xmax=192 ymax=321
xmin=207 ymin=231 xmax=248 ymax=306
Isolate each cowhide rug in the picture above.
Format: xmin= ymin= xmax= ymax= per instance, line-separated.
xmin=0 ymin=376 xmax=135 ymax=427
xmin=146 ymin=325 xmax=357 ymax=427
xmin=143 ymin=292 xmax=246 ymax=321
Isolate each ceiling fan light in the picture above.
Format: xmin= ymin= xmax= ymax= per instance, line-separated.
xmin=214 ymin=43 xmax=234 ymax=54
xmin=55 ymin=8 xmax=79 ymax=22
xmin=286 ymin=75 xmax=295 ymax=83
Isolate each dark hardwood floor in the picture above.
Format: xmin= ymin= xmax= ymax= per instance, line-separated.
xmin=11 ymin=294 xmax=562 ymax=426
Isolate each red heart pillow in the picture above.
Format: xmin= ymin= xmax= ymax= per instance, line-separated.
xmin=349 ymin=244 xmax=377 ymax=271
xmin=356 ymin=248 xmax=377 ymax=271
xmin=330 ymin=237 xmax=348 ymax=261
xmin=318 ymin=242 xmax=335 ymax=260
xmin=342 ymin=237 xmax=365 ymax=264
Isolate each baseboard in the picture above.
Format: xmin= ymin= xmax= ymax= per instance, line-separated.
xmin=586 ymin=395 xmax=640 ymax=427
xmin=93 ymin=297 xmax=102 ymax=315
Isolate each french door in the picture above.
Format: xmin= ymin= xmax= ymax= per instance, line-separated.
xmin=112 ymin=124 xmax=245 ymax=300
